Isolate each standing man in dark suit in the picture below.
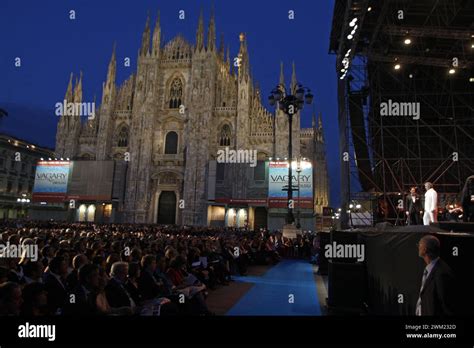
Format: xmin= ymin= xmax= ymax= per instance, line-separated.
xmin=405 ymin=187 xmax=422 ymax=225
xmin=416 ymin=235 xmax=456 ymax=316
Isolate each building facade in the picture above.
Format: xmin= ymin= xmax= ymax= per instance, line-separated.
xmin=55 ymin=11 xmax=330 ymax=228
xmin=0 ymin=134 xmax=55 ymax=219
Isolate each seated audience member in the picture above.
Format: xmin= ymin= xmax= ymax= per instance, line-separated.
xmin=90 ymin=261 xmax=130 ymax=316
xmin=136 ymin=256 xmax=176 ymax=315
xmin=22 ymin=261 xmax=44 ymax=285
xmin=64 ymin=264 xmax=100 ymax=316
xmin=5 ymin=257 xmax=23 ymax=283
xmin=105 ymin=262 xmax=136 ymax=311
xmin=55 ymin=248 xmax=73 ymax=275
xmin=106 ymin=253 xmax=121 ymax=275
xmin=66 ymin=254 xmax=88 ymax=290
xmin=21 ymin=282 xmax=48 ymax=316
xmin=43 ymin=256 xmax=68 ymax=315
xmin=138 ymin=255 xmax=164 ymax=301
xmin=40 ymin=245 xmax=55 ymax=268
xmin=167 ymin=256 xmax=211 ymax=315
xmin=0 ymin=281 xmax=23 ymax=315
xmin=125 ymin=262 xmax=142 ymax=306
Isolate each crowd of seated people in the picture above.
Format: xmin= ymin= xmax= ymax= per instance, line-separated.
xmin=0 ymin=221 xmax=316 ymax=316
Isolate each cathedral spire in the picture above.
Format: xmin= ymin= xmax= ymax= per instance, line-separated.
xmin=318 ymin=112 xmax=325 ymax=142
xmin=291 ymin=61 xmax=297 ymax=91
xmin=207 ymin=6 xmax=216 ymax=52
xmin=196 ymin=8 xmax=204 ymax=52
xmin=279 ymin=61 xmax=285 ymax=86
xmin=65 ymin=72 xmax=74 ymax=101
xmin=238 ymin=33 xmax=249 ymax=80
xmin=226 ymin=46 xmax=230 ymax=71
xmin=102 ymin=43 xmax=116 ymax=105
xmin=219 ymin=32 xmax=225 ymax=59
xmin=312 ymin=111 xmax=316 ymax=128
xmin=140 ymin=13 xmax=151 ymax=56
xmin=255 ymin=81 xmax=261 ymax=102
xmin=73 ymin=71 xmax=83 ymax=103
xmin=152 ymin=10 xmax=161 ymax=57
xmin=107 ymin=42 xmax=117 ymax=85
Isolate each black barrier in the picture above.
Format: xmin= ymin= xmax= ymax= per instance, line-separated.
xmin=328 ymin=228 xmax=474 ymax=316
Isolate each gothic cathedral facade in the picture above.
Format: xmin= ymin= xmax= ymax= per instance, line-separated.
xmin=55 ymin=10 xmax=329 ymax=228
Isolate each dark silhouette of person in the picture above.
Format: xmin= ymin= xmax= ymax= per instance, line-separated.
xmin=461 ymin=176 xmax=474 ymax=222
xmin=416 ymin=235 xmax=457 ymax=316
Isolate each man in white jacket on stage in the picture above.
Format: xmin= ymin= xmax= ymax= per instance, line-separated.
xmin=423 ymin=182 xmax=438 ymax=225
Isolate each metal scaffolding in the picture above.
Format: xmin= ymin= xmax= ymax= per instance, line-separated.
xmin=330 ymin=0 xmax=474 ymax=226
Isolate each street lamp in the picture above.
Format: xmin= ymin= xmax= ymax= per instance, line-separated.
xmin=268 ymin=82 xmax=313 ymax=225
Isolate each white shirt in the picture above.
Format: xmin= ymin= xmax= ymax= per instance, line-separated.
xmin=424 ymin=188 xmax=438 ymax=212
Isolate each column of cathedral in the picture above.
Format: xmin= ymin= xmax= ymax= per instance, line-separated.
xmin=95 ymin=43 xmax=117 ymax=160
xmin=232 ymin=32 xmax=251 ymax=200
xmin=312 ymin=112 xmax=330 ymax=214
xmin=181 ymin=10 xmax=216 ymax=225
xmin=124 ymin=13 xmax=161 ymax=223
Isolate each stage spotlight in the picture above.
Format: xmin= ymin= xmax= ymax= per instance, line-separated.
xmin=356 ymin=204 xmax=361 ymax=209
xmin=367 ymin=6 xmax=372 ymax=12
xmin=449 ymin=68 xmax=456 ymax=74
xmin=349 ymin=204 xmax=354 ymax=209
xmin=40 ymin=158 xmax=44 ymax=160
xmin=404 ymin=38 xmax=411 ymax=45
xmin=347 ymin=34 xmax=353 ymax=40
xmin=394 ymin=64 xmax=401 ymax=70
xmin=469 ymin=77 xmax=474 ymax=83
xmin=409 ymin=74 xmax=413 ymax=79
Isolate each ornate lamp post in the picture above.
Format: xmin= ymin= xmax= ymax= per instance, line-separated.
xmin=296 ymin=160 xmax=302 ymax=228
xmin=268 ymin=82 xmax=313 ymax=225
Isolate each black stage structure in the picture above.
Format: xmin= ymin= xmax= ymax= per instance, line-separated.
xmin=319 ymin=225 xmax=474 ymax=315
xmin=330 ymin=0 xmax=474 ymax=227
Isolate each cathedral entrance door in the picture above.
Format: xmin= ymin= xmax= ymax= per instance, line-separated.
xmin=157 ymin=191 xmax=176 ymax=224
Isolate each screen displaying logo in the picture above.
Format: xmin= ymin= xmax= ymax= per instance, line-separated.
xmin=32 ymin=161 xmax=71 ymax=202
xmin=268 ymin=161 xmax=313 ymax=208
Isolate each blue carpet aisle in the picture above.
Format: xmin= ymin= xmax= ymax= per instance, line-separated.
xmin=226 ymin=260 xmax=322 ymax=316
